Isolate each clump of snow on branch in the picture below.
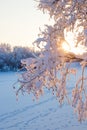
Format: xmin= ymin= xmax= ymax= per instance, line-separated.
xmin=15 ymin=0 xmax=87 ymax=121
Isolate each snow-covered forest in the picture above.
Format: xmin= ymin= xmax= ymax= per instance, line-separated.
xmin=0 ymin=43 xmax=35 ymax=71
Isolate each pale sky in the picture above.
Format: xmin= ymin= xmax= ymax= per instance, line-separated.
xmin=0 ymin=0 xmax=53 ymax=47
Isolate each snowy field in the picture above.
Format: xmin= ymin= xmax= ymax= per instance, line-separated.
xmin=0 ymin=68 xmax=87 ymax=130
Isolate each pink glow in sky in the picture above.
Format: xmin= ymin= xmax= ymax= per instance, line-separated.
xmin=0 ymin=0 xmax=52 ymax=47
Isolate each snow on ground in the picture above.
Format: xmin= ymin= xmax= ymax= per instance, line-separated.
xmin=0 ymin=70 xmax=87 ymax=130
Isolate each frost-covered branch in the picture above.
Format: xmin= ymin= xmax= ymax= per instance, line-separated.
xmin=14 ymin=0 xmax=87 ymax=121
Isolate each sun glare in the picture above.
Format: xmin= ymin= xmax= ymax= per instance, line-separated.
xmin=60 ymin=29 xmax=87 ymax=58
xmin=61 ymin=41 xmax=70 ymax=52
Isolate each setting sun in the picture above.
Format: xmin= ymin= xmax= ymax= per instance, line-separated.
xmin=60 ymin=30 xmax=87 ymax=60
xmin=61 ymin=40 xmax=70 ymax=53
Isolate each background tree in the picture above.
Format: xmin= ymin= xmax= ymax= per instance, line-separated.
xmin=0 ymin=43 xmax=34 ymax=71
xmin=12 ymin=46 xmax=34 ymax=70
xmin=16 ymin=0 xmax=87 ymax=121
xmin=0 ymin=43 xmax=11 ymax=70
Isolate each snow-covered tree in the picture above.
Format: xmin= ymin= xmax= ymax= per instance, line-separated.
xmin=0 ymin=43 xmax=34 ymax=71
xmin=15 ymin=0 xmax=87 ymax=121
xmin=12 ymin=46 xmax=34 ymax=69
xmin=0 ymin=43 xmax=11 ymax=71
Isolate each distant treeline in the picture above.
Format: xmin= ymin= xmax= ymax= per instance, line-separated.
xmin=0 ymin=43 xmax=37 ymax=71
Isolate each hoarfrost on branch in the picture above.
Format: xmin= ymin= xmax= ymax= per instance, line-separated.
xmin=15 ymin=0 xmax=87 ymax=121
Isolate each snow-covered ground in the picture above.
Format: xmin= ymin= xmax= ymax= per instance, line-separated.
xmin=0 ymin=69 xmax=87 ymax=130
